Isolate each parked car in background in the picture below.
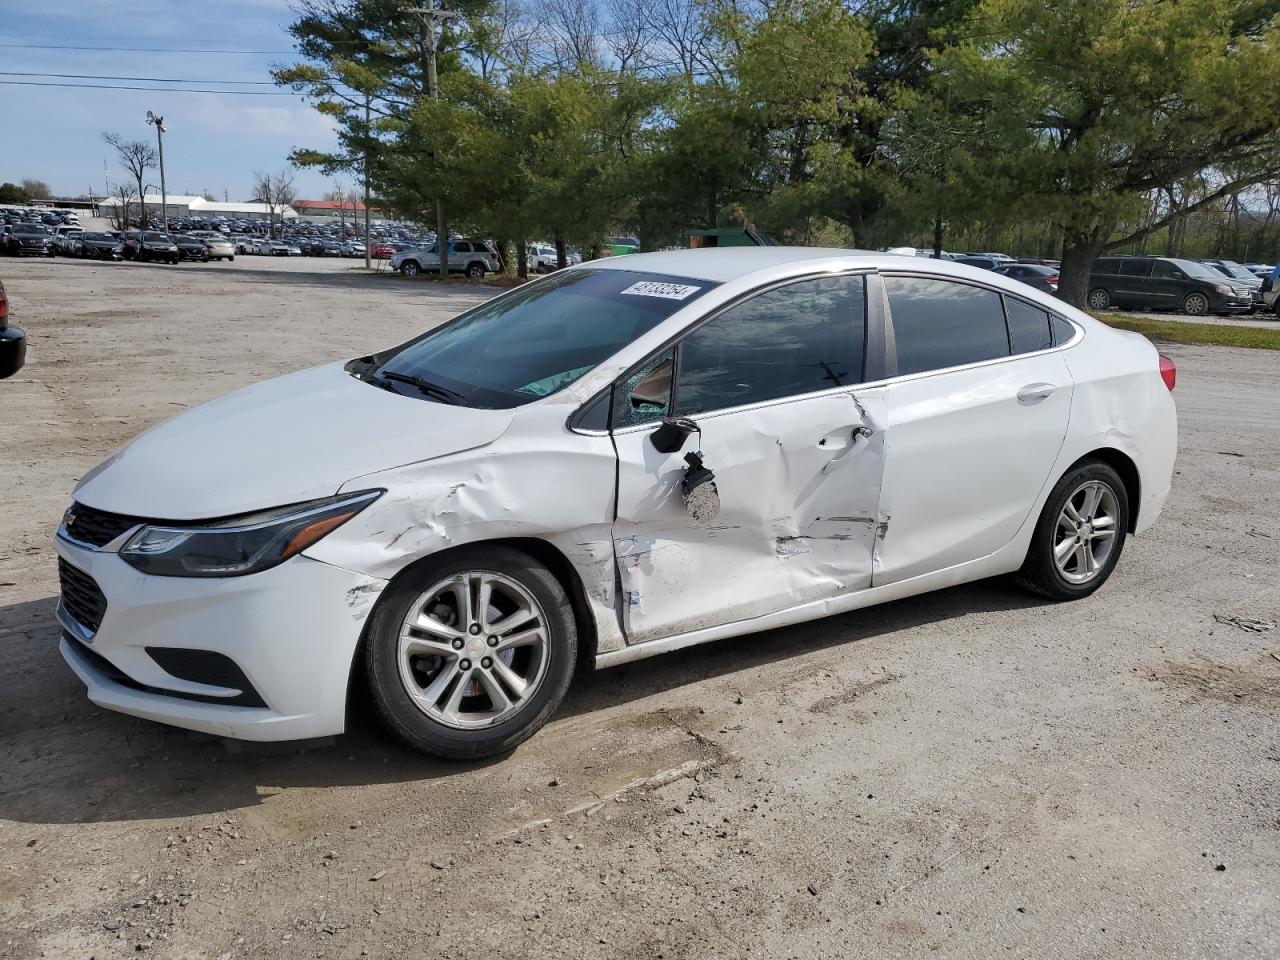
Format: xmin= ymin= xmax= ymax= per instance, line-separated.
xmin=1261 ymin=264 xmax=1280 ymax=314
xmin=51 ymin=249 xmax=1177 ymax=759
xmin=0 ymin=278 xmax=25 ymax=379
xmin=267 ymin=241 xmax=293 ymax=257
xmin=340 ymin=240 xmax=366 ymax=258
xmin=125 ymin=231 xmax=180 ymax=264
xmin=993 ymin=262 xmax=1059 ymax=294
xmin=3 ymin=223 xmax=56 ymax=257
xmin=54 ymin=226 xmax=84 ymax=255
xmin=1088 ymin=256 xmax=1252 ymax=315
xmin=389 ymin=238 xmax=501 ymax=277
xmin=1200 ymin=259 xmax=1263 ymax=311
xmin=956 ymin=255 xmax=1005 ymax=271
xmin=202 ymin=236 xmax=236 ymax=262
xmin=369 ymin=241 xmax=397 ymax=259
xmin=78 ymin=232 xmax=124 ymax=260
xmin=528 ymin=243 xmax=561 ymax=273
xmin=173 ymin=235 xmax=211 ymax=263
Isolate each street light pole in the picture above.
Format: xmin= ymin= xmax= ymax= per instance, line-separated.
xmin=146 ymin=111 xmax=168 ymax=234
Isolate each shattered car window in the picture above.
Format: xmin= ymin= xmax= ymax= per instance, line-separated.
xmin=614 ymin=350 xmax=674 ymax=427
xmin=375 ymin=269 xmax=716 ymax=409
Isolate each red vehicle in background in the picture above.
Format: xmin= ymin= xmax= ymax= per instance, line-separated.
xmin=369 ymin=241 xmax=396 ymax=259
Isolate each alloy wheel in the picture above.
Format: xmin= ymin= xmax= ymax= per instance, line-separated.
xmin=1087 ymin=289 xmax=1109 ymax=310
xmin=1053 ymin=480 xmax=1120 ymax=584
xmin=1184 ymin=293 xmax=1208 ymax=316
xmin=397 ymin=571 xmax=550 ymax=729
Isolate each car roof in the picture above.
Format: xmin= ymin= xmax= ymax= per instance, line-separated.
xmin=581 ymin=247 xmax=887 ymax=282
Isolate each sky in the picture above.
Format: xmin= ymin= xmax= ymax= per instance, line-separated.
xmin=0 ymin=0 xmax=342 ymax=201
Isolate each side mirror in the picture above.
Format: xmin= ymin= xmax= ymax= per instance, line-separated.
xmin=649 ymin=417 xmax=698 ymax=454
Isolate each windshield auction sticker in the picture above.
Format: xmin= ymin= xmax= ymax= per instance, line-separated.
xmin=619 ymin=281 xmax=702 ymax=300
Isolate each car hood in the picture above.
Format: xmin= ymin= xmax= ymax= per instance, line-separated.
xmin=73 ymin=363 xmax=517 ymax=520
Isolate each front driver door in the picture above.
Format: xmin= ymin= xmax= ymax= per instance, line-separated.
xmin=610 ymin=273 xmax=887 ymax=645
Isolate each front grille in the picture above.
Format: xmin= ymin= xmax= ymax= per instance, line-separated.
xmin=64 ymin=502 xmax=143 ymax=548
xmin=58 ymin=557 xmax=108 ymax=634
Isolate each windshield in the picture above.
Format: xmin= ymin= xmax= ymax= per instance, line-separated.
xmin=142 ymin=232 xmax=169 ymax=242
xmin=372 ymin=269 xmax=717 ymax=408
xmin=1222 ymin=262 xmax=1256 ymax=280
xmin=1173 ymin=259 xmax=1220 ymax=280
xmin=15 ymin=224 xmax=48 ymax=235
xmin=81 ymin=232 xmax=112 ymax=241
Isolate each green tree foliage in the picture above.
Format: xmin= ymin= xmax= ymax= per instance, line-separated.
xmin=0 ymin=182 xmax=28 ymax=204
xmin=274 ymin=0 xmax=1280 ymax=287
xmin=913 ymin=0 xmax=1280 ymax=304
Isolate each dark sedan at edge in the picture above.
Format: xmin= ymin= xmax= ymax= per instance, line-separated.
xmin=0 ymin=279 xmax=26 ymax=378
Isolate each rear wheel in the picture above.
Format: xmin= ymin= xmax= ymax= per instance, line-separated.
xmin=1087 ymin=288 xmax=1110 ymax=311
xmin=466 ymin=261 xmax=485 ymax=279
xmin=1182 ymin=292 xmax=1209 ymax=316
xmin=1015 ymin=460 xmax=1129 ymax=600
xmin=364 ymin=547 xmax=577 ymax=759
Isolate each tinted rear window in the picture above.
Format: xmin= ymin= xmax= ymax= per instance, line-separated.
xmin=1119 ymin=260 xmax=1150 ymax=277
xmin=886 ymin=276 xmax=1010 ymax=376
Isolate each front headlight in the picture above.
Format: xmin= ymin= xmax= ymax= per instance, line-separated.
xmin=120 ymin=490 xmax=381 ymax=577
xmin=1213 ymin=283 xmax=1230 ymax=294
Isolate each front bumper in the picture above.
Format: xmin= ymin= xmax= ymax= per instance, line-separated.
xmin=54 ymin=533 xmax=387 ymax=741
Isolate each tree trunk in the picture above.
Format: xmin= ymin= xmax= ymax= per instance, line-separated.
xmin=555 ymin=231 xmax=566 ymax=271
xmin=932 ymin=215 xmax=943 ymax=259
xmin=517 ymin=238 xmax=528 ymax=280
xmin=1058 ymin=234 xmax=1107 ymax=309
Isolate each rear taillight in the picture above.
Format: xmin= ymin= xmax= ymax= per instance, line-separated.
xmin=1159 ymin=352 xmax=1176 ymax=391
xmin=0 ymin=289 xmax=7 ymax=323
xmin=1046 ymin=274 xmax=1059 ymax=285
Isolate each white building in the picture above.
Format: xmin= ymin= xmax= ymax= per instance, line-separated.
xmin=96 ymin=194 xmax=299 ymax=221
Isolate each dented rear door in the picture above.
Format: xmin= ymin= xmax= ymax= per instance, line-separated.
xmin=610 ymin=272 xmax=887 ymax=645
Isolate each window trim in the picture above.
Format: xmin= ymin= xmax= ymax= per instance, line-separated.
xmin=568 ymin=268 xmax=1082 ymax=436
xmin=879 ymin=271 xmax=1083 ymax=385
xmin=572 ymin=268 xmax=878 ymax=435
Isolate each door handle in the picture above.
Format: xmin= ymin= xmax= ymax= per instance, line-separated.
xmin=1016 ymin=382 xmax=1056 ymax=404
xmin=821 ymin=424 xmax=872 ymax=472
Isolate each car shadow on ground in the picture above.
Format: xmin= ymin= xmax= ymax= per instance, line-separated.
xmin=0 ymin=579 xmax=1050 ymax=825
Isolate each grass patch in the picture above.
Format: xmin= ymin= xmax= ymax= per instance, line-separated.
xmin=1094 ymin=312 xmax=1280 ymax=350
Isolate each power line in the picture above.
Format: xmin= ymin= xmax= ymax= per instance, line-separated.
xmin=0 ymin=71 xmax=277 ymax=85
xmin=0 ymin=42 xmax=294 ymax=54
xmin=0 ymin=80 xmax=298 ymax=95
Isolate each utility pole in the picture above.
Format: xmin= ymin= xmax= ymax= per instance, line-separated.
xmin=146 ymin=111 xmax=168 ymax=234
xmin=404 ymin=2 xmax=459 ymax=277
xmin=364 ymin=96 xmax=372 ymax=270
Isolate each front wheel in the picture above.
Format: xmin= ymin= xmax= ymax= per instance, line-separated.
xmin=1015 ymin=460 xmax=1129 ymax=600
xmin=400 ymin=260 xmax=420 ymax=277
xmin=364 ymin=547 xmax=577 ymax=760
xmin=1182 ymin=292 xmax=1209 ymax=316
xmin=1087 ymin=288 xmax=1110 ymax=311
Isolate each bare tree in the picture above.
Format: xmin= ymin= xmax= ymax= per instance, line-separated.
xmin=20 ymin=179 xmax=52 ymax=200
xmin=108 ymin=183 xmax=137 ymax=231
xmin=253 ymin=168 xmax=298 ymax=238
xmin=544 ymin=0 xmax=602 ymax=68
xmin=604 ymin=0 xmax=651 ymax=74
xmin=464 ymin=0 xmax=539 ymax=80
xmin=102 ymin=132 xmax=157 ymax=230
xmin=648 ymin=0 xmax=715 ymax=79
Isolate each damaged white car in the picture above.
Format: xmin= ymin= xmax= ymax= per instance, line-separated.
xmin=55 ymin=249 xmax=1178 ymax=758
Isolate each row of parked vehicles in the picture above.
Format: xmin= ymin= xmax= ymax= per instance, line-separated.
xmin=889 ymin=247 xmax=1279 ymax=317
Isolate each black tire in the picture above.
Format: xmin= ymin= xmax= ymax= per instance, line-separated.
xmin=229 ymin=255 xmax=235 ymax=262
xmin=1086 ymin=288 xmax=1110 ymax=311
xmin=400 ymin=260 xmax=420 ymax=277
xmin=1015 ymin=459 xmax=1129 ymax=601
xmin=363 ymin=546 xmax=577 ymax=760
xmin=466 ymin=261 xmax=485 ymax=279
xmin=1182 ymin=292 xmax=1209 ymax=316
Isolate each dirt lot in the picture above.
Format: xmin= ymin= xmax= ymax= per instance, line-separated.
xmin=2 ymin=255 xmax=1278 ymax=960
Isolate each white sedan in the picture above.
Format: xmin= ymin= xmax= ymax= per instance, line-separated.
xmin=54 ymin=249 xmax=1177 ymax=758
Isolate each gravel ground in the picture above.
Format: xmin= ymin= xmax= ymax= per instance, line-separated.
xmin=2 ymin=255 xmax=1278 ymax=960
